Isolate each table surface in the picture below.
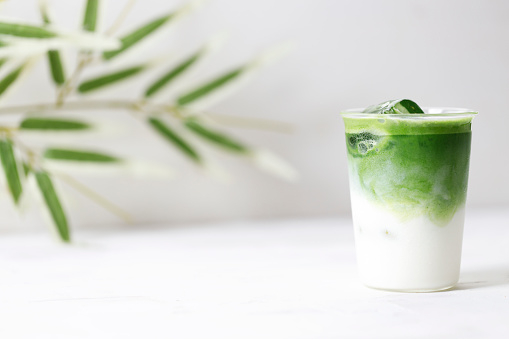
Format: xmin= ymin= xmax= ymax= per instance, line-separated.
xmin=1 ymin=209 xmax=508 ymax=339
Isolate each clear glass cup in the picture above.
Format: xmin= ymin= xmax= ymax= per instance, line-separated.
xmin=341 ymin=108 xmax=477 ymax=292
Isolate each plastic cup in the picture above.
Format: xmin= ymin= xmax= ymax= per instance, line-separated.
xmin=341 ymin=108 xmax=477 ymax=292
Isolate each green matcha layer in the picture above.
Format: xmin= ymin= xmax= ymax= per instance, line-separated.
xmin=342 ymin=114 xmax=474 ymax=225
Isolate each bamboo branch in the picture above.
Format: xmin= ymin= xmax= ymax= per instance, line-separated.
xmin=56 ymin=54 xmax=94 ymax=106
xmin=12 ymin=131 xmax=133 ymax=223
xmin=0 ymin=100 xmax=143 ymax=114
xmin=0 ymin=100 xmax=294 ymax=133
xmin=105 ymin=0 xmax=137 ymax=36
xmin=53 ymin=171 xmax=134 ymax=223
xmin=204 ymin=113 xmax=294 ymax=134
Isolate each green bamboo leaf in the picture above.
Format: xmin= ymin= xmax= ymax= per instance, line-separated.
xmin=39 ymin=2 xmax=66 ymax=86
xmin=35 ymin=170 xmax=70 ymax=242
xmin=0 ymin=64 xmax=25 ymax=97
xmin=0 ymin=138 xmax=23 ymax=204
xmin=39 ymin=1 xmax=51 ymax=24
xmin=177 ymin=67 xmax=244 ymax=106
xmin=0 ymin=42 xmax=6 ymax=70
xmin=184 ymin=119 xmax=249 ymax=154
xmin=148 ymin=117 xmax=201 ymax=163
xmin=0 ymin=22 xmax=56 ymax=38
xmin=43 ymin=148 xmax=121 ymax=163
xmin=78 ymin=65 xmax=146 ymax=93
xmin=83 ymin=0 xmax=99 ymax=32
xmin=20 ymin=118 xmax=91 ymax=131
xmin=41 ymin=11 xmax=50 ymax=25
xmin=144 ymin=50 xmax=201 ymax=98
xmin=103 ymin=13 xmax=173 ymax=60
xmin=22 ymin=162 xmax=31 ymax=176
xmin=47 ymin=50 xmax=66 ymax=85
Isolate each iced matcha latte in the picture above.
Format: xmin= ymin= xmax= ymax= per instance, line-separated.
xmin=341 ymin=100 xmax=476 ymax=292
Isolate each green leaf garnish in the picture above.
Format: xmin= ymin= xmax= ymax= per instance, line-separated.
xmin=362 ymin=99 xmax=424 ymax=114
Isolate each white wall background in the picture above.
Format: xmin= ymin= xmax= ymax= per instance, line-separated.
xmin=0 ymin=0 xmax=507 ymax=228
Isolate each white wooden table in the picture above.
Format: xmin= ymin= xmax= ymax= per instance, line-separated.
xmin=1 ymin=209 xmax=508 ymax=339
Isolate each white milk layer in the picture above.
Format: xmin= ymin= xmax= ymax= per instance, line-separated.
xmin=350 ymin=189 xmax=465 ymax=292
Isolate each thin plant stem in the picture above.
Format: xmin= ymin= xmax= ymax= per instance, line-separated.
xmin=10 ymin=136 xmax=39 ymax=167
xmin=0 ymin=100 xmax=148 ymax=114
xmin=105 ymin=0 xmax=137 ymax=36
xmin=204 ymin=113 xmax=294 ymax=134
xmin=53 ymin=172 xmax=133 ymax=223
xmin=11 ymin=136 xmax=133 ymax=223
xmin=56 ymin=54 xmax=94 ymax=106
xmin=0 ymin=100 xmax=293 ymax=133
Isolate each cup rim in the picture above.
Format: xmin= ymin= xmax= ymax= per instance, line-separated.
xmin=340 ymin=107 xmax=478 ymax=119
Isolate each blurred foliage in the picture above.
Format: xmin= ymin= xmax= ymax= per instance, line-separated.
xmin=0 ymin=0 xmax=296 ymax=242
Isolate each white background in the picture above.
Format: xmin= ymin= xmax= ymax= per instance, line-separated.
xmin=2 ymin=211 xmax=508 ymax=338
xmin=0 ymin=0 xmax=507 ymax=228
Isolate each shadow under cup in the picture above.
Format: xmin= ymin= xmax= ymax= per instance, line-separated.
xmin=341 ymin=108 xmax=477 ymax=292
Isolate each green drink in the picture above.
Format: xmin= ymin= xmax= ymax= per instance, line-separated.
xmin=341 ymin=101 xmax=476 ymax=292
